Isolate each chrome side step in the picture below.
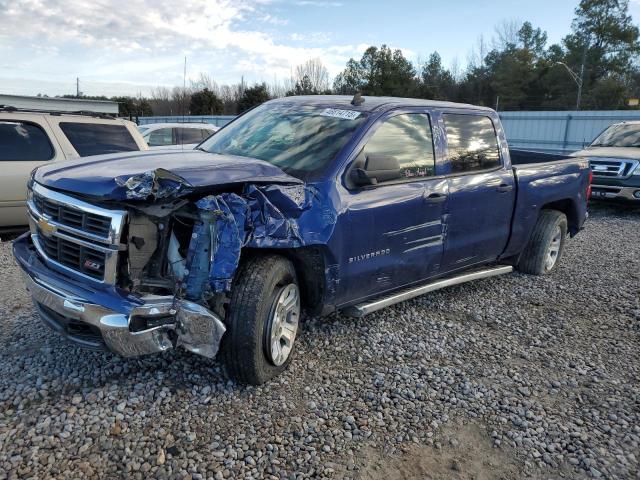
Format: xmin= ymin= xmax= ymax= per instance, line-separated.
xmin=343 ymin=265 xmax=513 ymax=318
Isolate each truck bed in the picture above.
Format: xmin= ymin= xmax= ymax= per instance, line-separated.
xmin=509 ymin=148 xmax=574 ymax=165
xmin=501 ymin=149 xmax=590 ymax=260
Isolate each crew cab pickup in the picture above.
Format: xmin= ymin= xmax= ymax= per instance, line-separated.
xmin=570 ymin=121 xmax=640 ymax=203
xmin=13 ymin=96 xmax=591 ymax=385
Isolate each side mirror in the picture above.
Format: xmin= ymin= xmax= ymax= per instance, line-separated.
xmin=351 ymin=154 xmax=401 ymax=186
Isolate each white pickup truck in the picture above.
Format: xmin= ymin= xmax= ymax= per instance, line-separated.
xmin=0 ymin=107 xmax=148 ymax=228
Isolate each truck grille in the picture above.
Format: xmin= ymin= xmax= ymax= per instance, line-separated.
xmin=33 ymin=191 xmax=112 ymax=238
xmin=27 ymin=183 xmax=127 ymax=284
xmin=590 ymin=159 xmax=639 ymax=179
xmin=39 ymin=234 xmax=106 ymax=279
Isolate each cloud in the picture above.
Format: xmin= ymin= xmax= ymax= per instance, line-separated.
xmin=293 ymin=1 xmax=343 ymax=6
xmin=0 ymin=0 xmax=362 ymax=94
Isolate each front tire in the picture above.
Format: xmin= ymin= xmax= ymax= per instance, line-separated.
xmin=220 ymin=255 xmax=301 ymax=385
xmin=517 ymin=210 xmax=567 ymax=275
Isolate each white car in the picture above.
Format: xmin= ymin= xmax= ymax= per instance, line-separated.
xmin=138 ymin=123 xmax=219 ymax=150
xmin=0 ymin=108 xmax=147 ymax=228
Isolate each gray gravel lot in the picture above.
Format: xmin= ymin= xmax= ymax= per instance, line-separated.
xmin=0 ymin=203 xmax=638 ymax=480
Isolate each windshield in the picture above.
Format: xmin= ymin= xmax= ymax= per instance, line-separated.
xmin=590 ymin=124 xmax=640 ymax=147
xmin=199 ymin=103 xmax=367 ymax=180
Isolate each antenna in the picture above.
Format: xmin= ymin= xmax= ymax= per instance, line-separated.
xmin=182 ymin=56 xmax=187 ymax=149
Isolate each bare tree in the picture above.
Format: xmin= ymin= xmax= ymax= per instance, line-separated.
xmin=294 ymin=58 xmax=330 ymax=93
xmin=190 ymin=73 xmax=221 ymax=97
xmin=148 ymin=86 xmax=173 ymax=115
xmin=467 ymin=34 xmax=489 ymax=70
xmin=493 ymin=19 xmax=523 ymax=50
xmin=449 ymin=57 xmax=462 ymax=82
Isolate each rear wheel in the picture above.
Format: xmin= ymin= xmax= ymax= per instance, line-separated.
xmin=517 ymin=210 xmax=567 ymax=275
xmin=220 ymin=255 xmax=301 ymax=385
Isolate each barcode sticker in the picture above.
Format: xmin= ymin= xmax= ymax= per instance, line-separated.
xmin=319 ymin=108 xmax=361 ymax=120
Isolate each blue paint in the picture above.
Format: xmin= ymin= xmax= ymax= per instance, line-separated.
xmin=195 ymin=193 xmax=249 ymax=293
xmin=34 ymin=150 xmax=302 ymax=201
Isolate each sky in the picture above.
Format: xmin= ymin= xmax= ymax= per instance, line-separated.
xmin=1 ymin=0 xmax=640 ymax=98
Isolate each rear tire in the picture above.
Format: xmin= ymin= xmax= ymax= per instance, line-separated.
xmin=220 ymin=255 xmax=301 ymax=385
xmin=517 ymin=210 xmax=567 ymax=275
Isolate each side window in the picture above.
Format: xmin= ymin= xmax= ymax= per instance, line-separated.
xmin=147 ymin=128 xmax=174 ymax=147
xmin=443 ymin=114 xmax=501 ymax=173
xmin=175 ymin=128 xmax=205 ymax=144
xmin=59 ymin=122 xmax=140 ymax=156
xmin=363 ymin=114 xmax=435 ymax=180
xmin=0 ymin=121 xmax=54 ymax=161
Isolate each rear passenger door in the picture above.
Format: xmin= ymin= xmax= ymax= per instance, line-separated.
xmin=440 ymin=113 xmax=515 ymax=273
xmin=342 ymin=111 xmax=448 ymax=302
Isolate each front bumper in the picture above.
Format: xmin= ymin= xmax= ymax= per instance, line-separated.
xmin=13 ymin=233 xmax=226 ymax=358
xmin=591 ymin=184 xmax=640 ymax=203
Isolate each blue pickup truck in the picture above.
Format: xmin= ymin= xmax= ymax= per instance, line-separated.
xmin=13 ymin=96 xmax=591 ymax=384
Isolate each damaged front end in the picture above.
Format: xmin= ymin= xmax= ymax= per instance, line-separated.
xmin=18 ymin=167 xmax=316 ymax=360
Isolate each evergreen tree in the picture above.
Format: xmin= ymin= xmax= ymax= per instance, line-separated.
xmin=189 ymin=88 xmax=223 ymax=115
xmin=238 ymin=84 xmax=270 ymax=113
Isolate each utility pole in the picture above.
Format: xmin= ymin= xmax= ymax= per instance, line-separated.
xmin=183 ymin=56 xmax=187 ymax=118
xmin=576 ymin=43 xmax=588 ymax=111
xmin=554 ymin=62 xmax=583 ymax=110
xmin=76 ymin=77 xmax=80 ymax=97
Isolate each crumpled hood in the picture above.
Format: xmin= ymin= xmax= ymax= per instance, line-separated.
xmin=571 ymin=146 xmax=640 ymax=160
xmin=34 ymin=150 xmax=302 ymax=201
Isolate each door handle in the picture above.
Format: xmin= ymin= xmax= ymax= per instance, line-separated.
xmin=424 ymin=192 xmax=447 ymax=204
xmin=496 ymin=184 xmax=513 ymax=193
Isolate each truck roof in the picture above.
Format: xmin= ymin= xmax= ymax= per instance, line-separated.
xmin=268 ymin=95 xmax=494 ymax=114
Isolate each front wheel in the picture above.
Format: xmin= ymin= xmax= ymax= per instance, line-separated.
xmin=517 ymin=210 xmax=567 ymax=275
xmin=220 ymin=255 xmax=301 ymax=385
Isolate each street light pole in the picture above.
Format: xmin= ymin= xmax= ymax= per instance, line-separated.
xmin=555 ymin=62 xmax=584 ymax=110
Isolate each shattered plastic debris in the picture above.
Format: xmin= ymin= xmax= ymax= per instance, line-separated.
xmin=115 ymin=168 xmax=193 ymax=200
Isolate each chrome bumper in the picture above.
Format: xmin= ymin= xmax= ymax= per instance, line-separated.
xmin=22 ymin=271 xmax=226 ymax=358
xmin=591 ymin=184 xmax=640 ymax=202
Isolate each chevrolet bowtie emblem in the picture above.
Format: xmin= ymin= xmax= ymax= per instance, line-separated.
xmin=37 ymin=217 xmax=57 ymax=236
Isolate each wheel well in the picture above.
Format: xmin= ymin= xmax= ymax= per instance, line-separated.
xmin=238 ymin=247 xmax=327 ymax=315
xmin=541 ymin=199 xmax=579 ymax=235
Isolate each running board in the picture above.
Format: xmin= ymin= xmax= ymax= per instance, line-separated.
xmin=343 ymin=265 xmax=514 ymax=318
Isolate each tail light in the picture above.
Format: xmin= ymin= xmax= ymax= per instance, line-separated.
xmin=586 ymin=169 xmax=593 ymax=199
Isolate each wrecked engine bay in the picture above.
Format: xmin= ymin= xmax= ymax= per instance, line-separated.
xmin=115 ymin=168 xmax=312 ymax=298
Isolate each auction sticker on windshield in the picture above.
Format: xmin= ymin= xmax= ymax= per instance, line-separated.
xmin=319 ymin=108 xmax=361 ymax=120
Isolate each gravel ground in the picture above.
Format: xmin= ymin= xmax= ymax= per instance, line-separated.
xmin=0 ymin=203 xmax=638 ymax=480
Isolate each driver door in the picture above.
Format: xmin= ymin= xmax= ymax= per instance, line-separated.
xmin=341 ymin=111 xmax=448 ymax=303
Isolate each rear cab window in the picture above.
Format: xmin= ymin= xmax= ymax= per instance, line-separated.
xmin=59 ymin=122 xmax=140 ymax=157
xmin=175 ymin=128 xmax=206 ymax=144
xmin=0 ymin=121 xmax=55 ymax=161
xmin=146 ymin=128 xmax=173 ymax=147
xmin=443 ymin=114 xmax=501 ymax=173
